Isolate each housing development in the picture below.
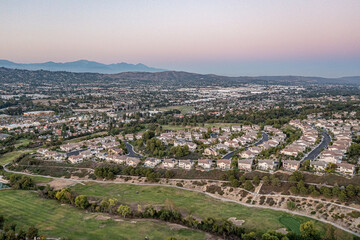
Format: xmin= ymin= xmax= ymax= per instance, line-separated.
xmin=2 ymin=0 xmax=360 ymax=238
xmin=1 ymin=67 xmax=360 ymax=240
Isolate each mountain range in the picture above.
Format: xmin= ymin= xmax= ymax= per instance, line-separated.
xmin=1 ymin=67 xmax=360 ymax=87
xmin=0 ymin=60 xmax=165 ymax=74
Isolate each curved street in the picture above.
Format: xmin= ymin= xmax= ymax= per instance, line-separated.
xmin=124 ymin=141 xmax=142 ymax=158
xmin=222 ymin=131 xmax=268 ymax=159
xmin=302 ymin=130 xmax=331 ymax=163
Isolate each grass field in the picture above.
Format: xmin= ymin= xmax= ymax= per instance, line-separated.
xmin=14 ymin=138 xmax=32 ymax=148
xmin=66 ymin=131 xmax=108 ymax=143
xmin=0 ymin=150 xmax=33 ymax=166
xmin=0 ymin=190 xmax=207 ymax=240
xmin=160 ymin=123 xmax=238 ymax=131
xmin=158 ymin=105 xmax=194 ymax=114
xmin=70 ymin=183 xmax=352 ymax=239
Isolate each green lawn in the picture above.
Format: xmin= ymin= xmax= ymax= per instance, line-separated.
xmin=66 ymin=131 xmax=108 ymax=143
xmin=279 ymin=216 xmax=301 ymax=234
xmin=2 ymin=172 xmax=52 ymax=184
xmin=158 ymin=105 xmax=194 ymax=114
xmin=160 ymin=123 xmax=238 ymax=131
xmin=0 ymin=150 xmax=33 ymax=166
xmin=14 ymin=138 xmax=32 ymax=148
xmin=70 ymin=183 xmax=352 ymax=239
xmin=0 ymin=190 xmax=206 ymax=240
xmin=72 ymin=183 xmax=351 ymax=239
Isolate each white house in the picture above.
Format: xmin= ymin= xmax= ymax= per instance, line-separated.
xmin=257 ymin=159 xmax=278 ymax=171
xmin=197 ymin=159 xmax=213 ymax=169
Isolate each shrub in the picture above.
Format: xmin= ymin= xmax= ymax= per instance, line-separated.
xmin=287 ymin=201 xmax=296 ymax=210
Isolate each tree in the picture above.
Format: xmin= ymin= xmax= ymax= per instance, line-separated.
xmin=75 ymin=195 xmax=89 ymax=209
xmin=262 ymin=176 xmax=270 ymax=185
xmin=55 ymin=188 xmax=73 ymax=204
xmin=17 ymin=228 xmax=26 ymax=240
xmin=299 ymin=221 xmax=320 ymax=239
xmin=117 ymin=205 xmax=132 ymax=217
xmin=271 ymin=178 xmax=281 ymax=187
xmin=244 ymin=180 xmax=254 ymax=191
xmin=321 ymin=187 xmax=332 ymax=199
xmin=243 ymin=232 xmax=257 ymax=240
xmin=26 ymin=226 xmax=39 ymax=240
xmin=290 ymin=186 xmax=299 ymax=195
xmin=289 ymin=171 xmax=303 ymax=182
xmin=346 ymin=184 xmax=356 ymax=198
xmin=252 ymin=176 xmax=260 ymax=186
xmin=338 ymin=190 xmax=348 ymax=202
xmin=261 ymin=230 xmax=287 ymax=240
xmin=239 ymin=175 xmax=246 ymax=183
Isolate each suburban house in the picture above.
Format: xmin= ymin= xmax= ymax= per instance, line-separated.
xmin=232 ymin=126 xmax=242 ymax=132
xmin=240 ymin=150 xmax=256 ymax=159
xmin=215 ymin=144 xmax=229 ymax=151
xmin=336 ymin=163 xmax=356 ymax=176
xmin=102 ymin=141 xmax=118 ymax=149
xmin=216 ymin=159 xmax=232 ymax=170
xmin=106 ymin=154 xmax=126 ymax=164
xmin=238 ymin=159 xmax=253 ymax=171
xmin=108 ymin=147 xmax=124 ymax=155
xmin=124 ymin=134 xmax=134 ymax=141
xmin=163 ymin=159 xmax=178 ymax=168
xmin=126 ymin=157 xmax=141 ymax=167
xmin=44 ymin=151 xmax=65 ymax=161
xmin=283 ymin=160 xmax=301 ymax=171
xmin=257 ymin=159 xmax=278 ymax=171
xmin=224 ymin=140 xmax=239 ymax=148
xmin=222 ymin=127 xmax=231 ymax=133
xmin=310 ymin=161 xmax=328 ymax=172
xmin=68 ymin=155 xmax=84 ymax=164
xmin=37 ymin=148 xmax=48 ymax=155
xmin=178 ymin=160 xmax=195 ymax=170
xmin=79 ymin=150 xmax=93 ymax=159
xmin=197 ymin=159 xmax=213 ymax=169
xmin=144 ymin=158 xmax=162 ymax=168
xmin=60 ymin=143 xmax=82 ymax=152
xmin=204 ymin=147 xmax=218 ymax=156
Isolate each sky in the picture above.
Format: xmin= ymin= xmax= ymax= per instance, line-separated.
xmin=1 ymin=0 xmax=360 ymax=77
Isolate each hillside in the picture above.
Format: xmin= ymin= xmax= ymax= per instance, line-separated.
xmin=0 ymin=67 xmax=359 ymax=87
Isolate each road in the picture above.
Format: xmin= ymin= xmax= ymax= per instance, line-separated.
xmin=222 ymin=132 xmax=268 ymax=159
xmin=255 ymin=132 xmax=269 ymax=146
xmin=301 ymin=131 xmax=331 ymax=163
xmin=124 ymin=141 xmax=142 ymax=158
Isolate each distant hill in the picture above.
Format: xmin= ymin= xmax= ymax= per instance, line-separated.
xmin=0 ymin=67 xmax=359 ymax=87
xmin=0 ymin=60 xmax=165 ymax=74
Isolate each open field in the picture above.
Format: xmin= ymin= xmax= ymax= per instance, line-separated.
xmin=160 ymin=123 xmax=237 ymax=131
xmin=0 ymin=150 xmax=33 ymax=166
xmin=14 ymin=138 xmax=32 ymax=148
xmin=158 ymin=105 xmax=194 ymax=114
xmin=65 ymin=131 xmax=108 ymax=143
xmin=70 ymin=182 xmax=353 ymax=239
xmin=1 ymin=171 xmax=52 ymax=184
xmin=0 ymin=190 xmax=207 ymax=240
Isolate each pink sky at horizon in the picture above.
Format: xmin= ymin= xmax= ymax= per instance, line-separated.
xmin=1 ymin=0 xmax=360 ymax=76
